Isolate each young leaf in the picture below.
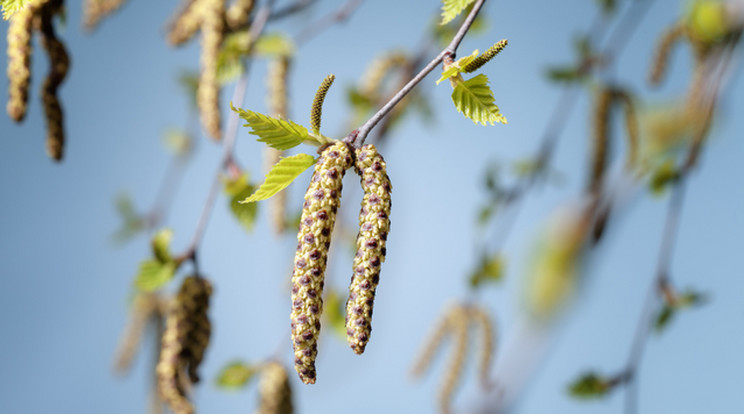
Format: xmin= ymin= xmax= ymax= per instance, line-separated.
xmin=240 ymin=154 xmax=316 ymax=203
xmin=134 ymin=260 xmax=177 ymax=292
xmin=568 ymin=372 xmax=610 ymax=399
xmin=151 ymin=229 xmax=174 ymax=264
xmin=223 ymin=174 xmax=258 ymax=232
xmin=441 ymin=0 xmax=475 ymax=25
xmin=254 ymin=33 xmax=296 ymax=57
xmin=215 ymin=361 xmax=257 ymax=389
xmin=436 ymin=50 xmax=479 ymax=85
xmin=451 ymin=74 xmax=507 ymax=126
xmin=654 ymin=304 xmax=675 ymax=332
xmin=323 ymin=289 xmax=347 ymax=339
xmin=2 ymin=0 xmax=31 ymax=20
xmin=469 ymin=254 xmax=505 ymax=288
xmin=231 ymin=104 xmax=310 ymax=150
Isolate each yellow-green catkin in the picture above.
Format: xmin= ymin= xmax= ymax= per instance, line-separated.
xmin=589 ymin=88 xmax=612 ymax=196
xmin=167 ymin=0 xmax=203 ymax=46
xmin=410 ymin=306 xmax=452 ymax=379
xmin=438 ymin=307 xmax=468 ymax=414
xmin=37 ymin=0 xmax=68 ymax=161
xmin=290 ymin=141 xmax=354 ymax=384
xmin=265 ymin=57 xmax=291 ymax=234
xmin=156 ymin=276 xmax=213 ymax=414
xmin=649 ymin=24 xmax=686 ymax=85
xmin=345 ymin=144 xmax=392 ymax=354
xmin=6 ymin=2 xmax=41 ymax=122
xmin=225 ymin=0 xmax=254 ymax=30
xmin=468 ymin=306 xmax=495 ymax=389
xmin=462 ymin=39 xmax=508 ymax=73
xmin=613 ymin=90 xmax=639 ymax=169
xmin=310 ymin=74 xmax=335 ymax=135
xmin=255 ymin=361 xmax=293 ymax=414
xmin=197 ymin=0 xmax=224 ymax=140
xmin=82 ymin=0 xmax=128 ymax=31
xmin=113 ymin=293 xmax=164 ymax=373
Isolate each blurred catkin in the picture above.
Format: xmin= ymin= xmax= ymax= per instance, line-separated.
xmin=156 ymin=276 xmax=213 ymax=414
xmin=439 ymin=307 xmax=468 ymax=414
xmin=5 ymin=2 xmax=40 ymax=122
xmin=37 ymin=0 xmax=68 ymax=161
xmin=265 ymin=57 xmax=291 ymax=234
xmin=290 ymin=141 xmax=353 ymax=384
xmin=167 ymin=0 xmax=203 ymax=46
xmin=359 ymin=52 xmax=408 ymax=100
xmin=589 ymin=88 xmax=611 ymax=196
xmin=226 ymin=0 xmax=254 ymax=29
xmin=82 ymin=0 xmax=129 ymax=31
xmin=197 ymin=0 xmax=225 ymax=140
xmin=468 ymin=306 xmax=495 ymax=389
xmin=255 ymin=361 xmax=293 ymax=414
xmin=113 ymin=293 xmax=166 ymax=373
xmin=345 ymin=144 xmax=392 ymax=354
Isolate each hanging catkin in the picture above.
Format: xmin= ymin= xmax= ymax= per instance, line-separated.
xmin=345 ymin=144 xmax=392 ymax=354
xmin=37 ymin=0 xmax=68 ymax=161
xmin=290 ymin=141 xmax=353 ymax=384
xmin=588 ymin=88 xmax=611 ymax=196
xmin=167 ymin=0 xmax=203 ymax=46
xmin=82 ymin=0 xmax=129 ymax=31
xmin=197 ymin=0 xmax=224 ymax=140
xmin=156 ymin=276 xmax=213 ymax=414
xmin=255 ymin=361 xmax=293 ymax=414
xmin=265 ymin=57 xmax=291 ymax=234
xmin=468 ymin=306 xmax=495 ymax=389
xmin=226 ymin=0 xmax=254 ymax=30
xmin=5 ymin=2 xmax=42 ymax=122
xmin=438 ymin=307 xmax=468 ymax=414
xmin=113 ymin=293 xmax=165 ymax=374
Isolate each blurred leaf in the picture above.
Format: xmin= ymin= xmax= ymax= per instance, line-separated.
xmin=654 ymin=304 xmax=675 ymax=332
xmin=545 ymin=66 xmax=584 ymax=83
xmin=112 ymin=194 xmax=145 ymax=244
xmin=678 ymin=289 xmax=707 ymax=308
xmin=451 ymin=74 xmax=507 ymax=126
xmin=223 ymin=173 xmax=259 ymax=232
xmin=441 ymin=0 xmax=475 ymax=25
xmin=240 ymin=154 xmax=316 ymax=203
xmin=568 ymin=372 xmax=610 ymax=399
xmin=151 ymin=228 xmax=174 ymax=264
xmin=232 ymin=105 xmax=310 ymax=150
xmin=215 ymin=361 xmax=257 ymax=389
xmin=649 ymin=160 xmax=679 ymax=195
xmin=178 ymin=70 xmax=199 ymax=109
xmin=162 ymin=128 xmax=194 ymax=158
xmin=687 ymin=0 xmax=728 ymax=44
xmin=433 ymin=7 xmax=487 ymax=47
xmin=595 ymin=0 xmax=616 ymax=15
xmin=1 ymin=0 xmax=31 ymax=20
xmin=324 ymin=289 xmax=347 ymax=339
xmin=254 ymin=33 xmax=295 ymax=57
xmin=476 ymin=204 xmax=498 ymax=226
xmin=135 ymin=260 xmax=177 ymax=292
xmin=469 ymin=253 xmax=505 ymax=288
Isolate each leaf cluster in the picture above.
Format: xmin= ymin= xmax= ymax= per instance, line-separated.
xmin=134 ymin=229 xmax=183 ymax=292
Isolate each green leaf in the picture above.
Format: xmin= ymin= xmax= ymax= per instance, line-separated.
xmin=231 ymin=104 xmax=309 ymax=150
xmin=135 ymin=260 xmax=177 ymax=292
xmin=654 ymin=304 xmax=675 ymax=332
xmin=441 ymin=0 xmax=475 ymax=25
xmin=151 ymin=229 xmax=174 ymax=264
xmin=545 ymin=66 xmax=584 ymax=83
xmin=451 ymin=74 xmax=507 ymax=126
xmin=678 ymin=290 xmax=707 ymax=308
xmin=568 ymin=372 xmax=610 ymax=399
xmin=254 ymin=33 xmax=296 ymax=57
xmin=215 ymin=361 xmax=257 ymax=389
xmin=240 ymin=154 xmax=316 ymax=203
xmin=469 ymin=253 xmax=505 ymax=287
xmin=437 ymin=50 xmax=479 ymax=84
xmin=324 ymin=289 xmax=347 ymax=339
xmin=2 ymin=0 xmax=32 ymax=20
xmin=178 ymin=70 xmax=199 ymax=109
xmin=688 ymin=0 xmax=729 ymax=44
xmin=223 ymin=174 xmax=259 ymax=232
xmin=162 ymin=128 xmax=193 ymax=158
xmin=649 ymin=160 xmax=679 ymax=195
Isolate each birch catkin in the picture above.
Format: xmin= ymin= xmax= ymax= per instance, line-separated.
xmin=255 ymin=361 xmax=293 ymax=414
xmin=197 ymin=0 xmax=224 ymax=140
xmin=265 ymin=57 xmax=291 ymax=234
xmin=113 ymin=293 xmax=164 ymax=374
xmin=6 ymin=3 xmax=39 ymax=122
xmin=439 ymin=307 xmax=468 ymax=414
xmin=37 ymin=2 xmax=69 ymax=161
xmin=290 ymin=141 xmax=353 ymax=384
xmin=82 ymin=0 xmax=129 ymax=31
xmin=462 ymin=39 xmax=508 ymax=73
xmin=468 ymin=306 xmax=495 ymax=389
xmin=156 ymin=276 xmax=213 ymax=414
xmin=226 ymin=0 xmax=254 ymax=30
xmin=167 ymin=0 xmax=203 ymax=46
xmin=345 ymin=144 xmax=392 ymax=354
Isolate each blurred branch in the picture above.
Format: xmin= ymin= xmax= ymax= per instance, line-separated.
xmin=295 ymin=0 xmax=364 ymax=45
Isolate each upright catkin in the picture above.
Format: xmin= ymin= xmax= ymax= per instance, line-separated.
xmin=167 ymin=0 xmax=203 ymax=46
xmin=290 ymin=141 xmax=353 ymax=384
xmin=197 ymin=0 xmax=224 ymax=140
xmin=462 ymin=39 xmax=508 ymax=73
xmin=6 ymin=2 xmax=41 ymax=122
xmin=156 ymin=276 xmax=213 ymax=414
xmin=226 ymin=0 xmax=254 ymax=29
xmin=82 ymin=0 xmax=129 ymax=31
xmin=255 ymin=361 xmax=293 ymax=414
xmin=265 ymin=57 xmax=291 ymax=234
xmin=37 ymin=0 xmax=69 ymax=161
xmin=345 ymin=144 xmax=392 ymax=354
xmin=310 ymin=74 xmax=335 ymax=135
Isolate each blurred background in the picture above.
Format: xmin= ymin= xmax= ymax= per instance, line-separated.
xmin=1 ymin=0 xmax=743 ymax=413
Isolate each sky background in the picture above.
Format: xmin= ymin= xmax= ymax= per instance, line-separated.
xmin=1 ymin=1 xmax=743 ymax=413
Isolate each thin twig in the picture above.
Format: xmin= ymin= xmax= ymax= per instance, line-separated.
xmin=348 ymin=0 xmax=487 ymax=147
xmin=269 ymin=0 xmax=316 ymax=21
xmin=295 ymin=0 xmax=364 ymax=45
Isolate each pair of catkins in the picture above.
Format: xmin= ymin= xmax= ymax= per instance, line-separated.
xmin=290 ymin=141 xmax=392 ymax=384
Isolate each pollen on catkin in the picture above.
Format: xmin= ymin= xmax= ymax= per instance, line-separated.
xmin=310 ymin=74 xmax=335 ymax=135
xmin=290 ymin=141 xmax=353 ymax=384
xmin=167 ymin=0 xmax=203 ymax=46
xmin=255 ymin=361 xmax=293 ymax=414
xmin=82 ymin=0 xmax=128 ymax=32
xmin=345 ymin=144 xmax=392 ymax=354
xmin=156 ymin=276 xmax=213 ymax=414
xmin=37 ymin=0 xmax=69 ymax=161
xmin=462 ymin=39 xmax=508 ymax=73
xmin=226 ymin=0 xmax=254 ymax=30
xmin=197 ymin=0 xmax=224 ymax=140
xmin=6 ymin=3 xmax=39 ymax=122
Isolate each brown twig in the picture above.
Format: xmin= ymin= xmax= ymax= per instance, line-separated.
xmin=294 ymin=0 xmax=364 ymax=45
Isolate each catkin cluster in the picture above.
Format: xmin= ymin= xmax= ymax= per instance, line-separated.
xmin=411 ymin=304 xmax=497 ymax=414
xmin=255 ymin=361 xmax=293 ymax=414
xmin=82 ymin=0 xmax=129 ymax=31
xmin=156 ymin=276 xmax=213 ymax=414
xmin=5 ymin=0 xmax=69 ymax=161
xmin=291 ymin=141 xmax=354 ymax=384
xmin=346 ymin=144 xmax=392 ymax=354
